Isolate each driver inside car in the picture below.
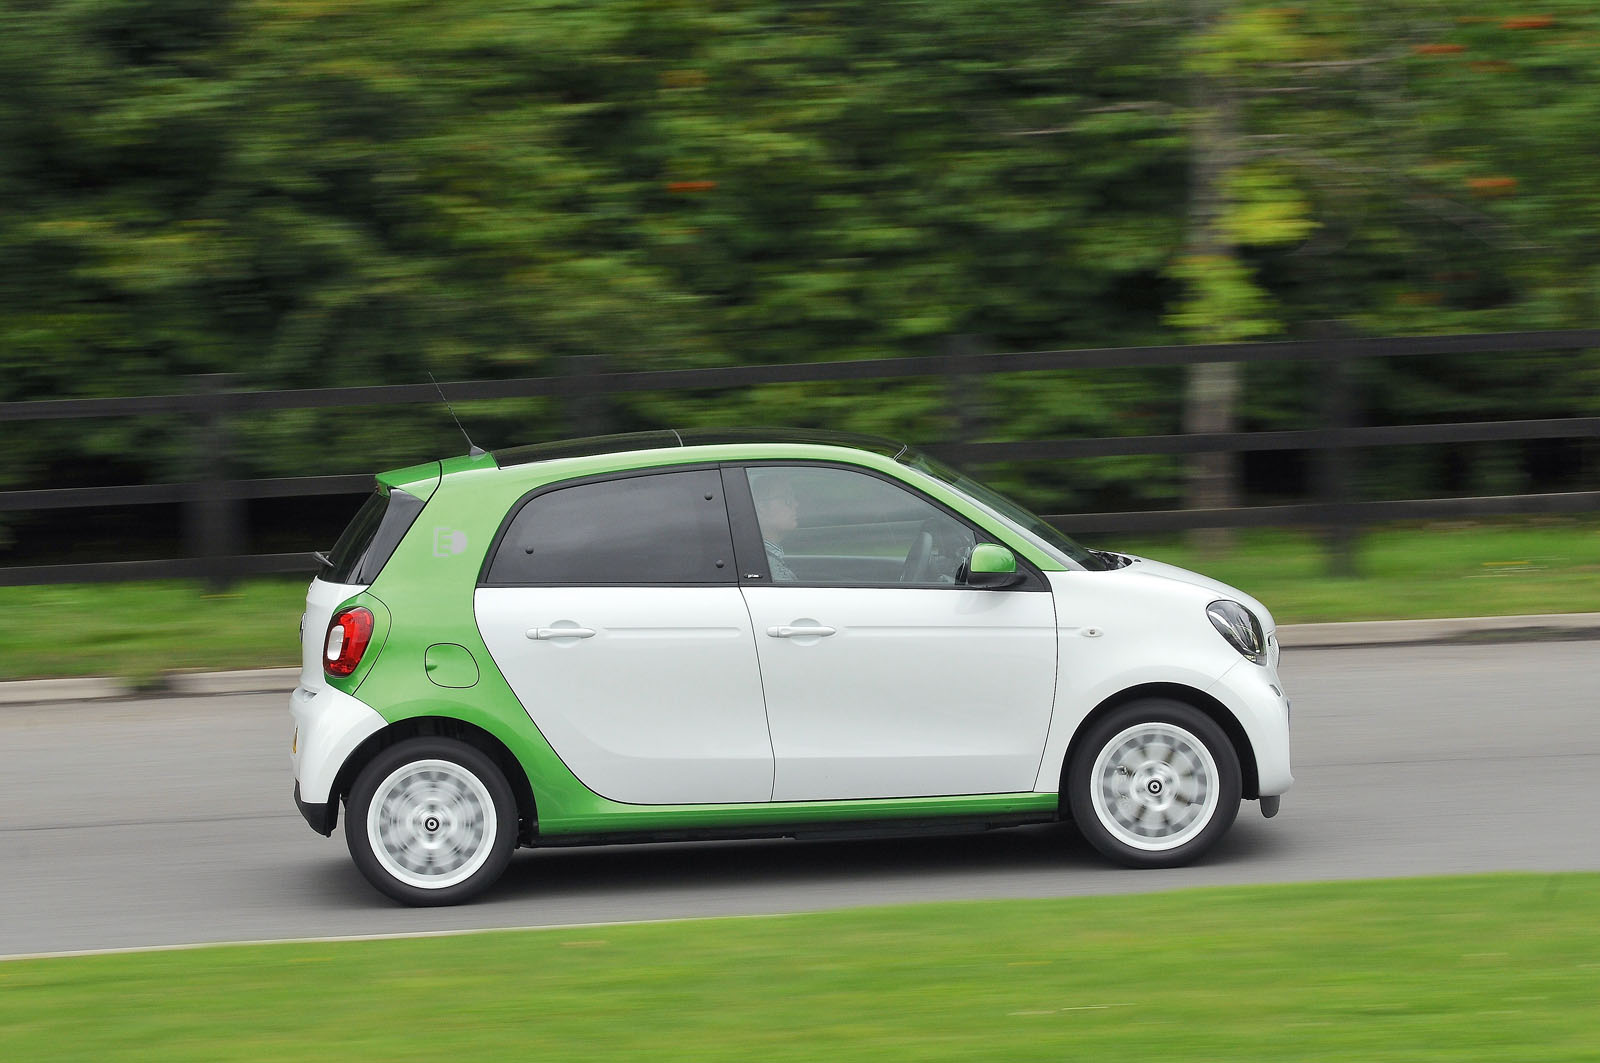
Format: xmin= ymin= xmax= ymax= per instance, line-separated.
xmin=750 ymin=473 xmax=800 ymax=581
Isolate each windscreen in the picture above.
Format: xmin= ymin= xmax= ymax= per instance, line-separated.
xmin=903 ymin=454 xmax=1109 ymax=571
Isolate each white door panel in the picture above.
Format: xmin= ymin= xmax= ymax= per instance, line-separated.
xmin=475 ymin=587 xmax=773 ymax=804
xmin=743 ymin=586 xmax=1057 ymax=801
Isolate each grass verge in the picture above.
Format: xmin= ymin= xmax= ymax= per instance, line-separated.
xmin=2 ymin=874 xmax=1597 ymax=1061
xmin=1111 ymin=518 xmax=1600 ymax=624
xmin=0 ymin=578 xmax=308 ymax=682
xmin=0 ymin=518 xmax=1595 ymax=680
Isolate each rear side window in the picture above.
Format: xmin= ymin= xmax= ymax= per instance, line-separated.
xmin=484 ymin=469 xmax=735 ymax=586
xmin=322 ymin=488 xmax=426 ymax=585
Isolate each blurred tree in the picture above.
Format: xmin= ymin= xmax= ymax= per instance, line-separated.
xmin=1154 ymin=1 xmax=1600 ymax=505
xmin=1 ymin=0 xmax=1596 ymax=548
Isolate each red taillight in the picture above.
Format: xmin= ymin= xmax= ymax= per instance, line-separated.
xmin=324 ymin=607 xmax=375 ymax=678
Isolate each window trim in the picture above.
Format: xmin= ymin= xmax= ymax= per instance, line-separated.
xmin=477 ymin=463 xmax=740 ymax=588
xmin=725 ymin=460 xmax=1048 ymax=592
xmin=719 ymin=465 xmax=771 ymax=583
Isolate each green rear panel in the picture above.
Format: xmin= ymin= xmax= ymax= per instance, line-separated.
xmin=354 ymin=443 xmax=1064 ymax=836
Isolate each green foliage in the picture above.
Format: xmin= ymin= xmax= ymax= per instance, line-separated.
xmin=0 ymin=0 xmax=1596 ymax=528
xmin=1187 ymin=4 xmax=1314 ymax=76
xmin=1220 ymin=164 xmax=1318 ymax=248
xmin=1168 ymin=253 xmax=1281 ymax=343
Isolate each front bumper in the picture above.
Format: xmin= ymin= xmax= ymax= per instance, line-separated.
xmin=1205 ymin=654 xmax=1294 ymax=798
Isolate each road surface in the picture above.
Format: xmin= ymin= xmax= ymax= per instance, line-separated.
xmin=4 ymin=640 xmax=1596 ymax=957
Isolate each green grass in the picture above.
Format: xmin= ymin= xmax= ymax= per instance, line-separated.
xmin=1109 ymin=516 xmax=1600 ymax=623
xmin=0 ymin=518 xmax=1595 ymax=680
xmin=3 ymin=874 xmax=1597 ymax=1061
xmin=0 ymin=579 xmax=309 ymax=682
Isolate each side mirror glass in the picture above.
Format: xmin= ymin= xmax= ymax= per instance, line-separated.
xmin=966 ymin=543 xmax=1022 ymax=588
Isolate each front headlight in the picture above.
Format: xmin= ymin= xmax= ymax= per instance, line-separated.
xmin=1207 ymin=600 xmax=1267 ymax=665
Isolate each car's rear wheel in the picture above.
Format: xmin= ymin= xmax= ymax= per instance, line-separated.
xmin=345 ymin=737 xmax=517 ymax=905
xmin=1068 ymin=699 xmax=1240 ymax=868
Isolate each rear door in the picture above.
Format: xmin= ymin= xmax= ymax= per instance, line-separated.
xmin=474 ymin=467 xmax=774 ymax=804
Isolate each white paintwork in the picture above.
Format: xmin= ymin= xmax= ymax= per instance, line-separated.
xmin=741 ymin=585 xmax=1058 ymax=801
xmin=290 ymin=683 xmax=388 ymax=804
xmin=475 ymin=587 xmax=774 ymax=804
xmin=1206 ymin=657 xmax=1294 ymax=796
xmin=1034 ymin=567 xmax=1293 ymax=797
xmin=300 ymin=578 xmax=369 ymax=693
xmin=1121 ymin=555 xmax=1278 ymax=634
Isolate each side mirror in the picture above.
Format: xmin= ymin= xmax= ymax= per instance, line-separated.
xmin=966 ymin=543 xmax=1023 ymax=589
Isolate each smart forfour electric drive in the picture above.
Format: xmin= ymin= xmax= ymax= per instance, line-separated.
xmin=290 ymin=430 xmax=1292 ymax=905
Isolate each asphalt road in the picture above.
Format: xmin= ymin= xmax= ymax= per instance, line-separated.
xmin=4 ymin=640 xmax=1597 ymax=958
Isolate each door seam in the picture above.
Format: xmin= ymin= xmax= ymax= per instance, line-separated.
xmin=736 ymin=586 xmax=779 ymax=801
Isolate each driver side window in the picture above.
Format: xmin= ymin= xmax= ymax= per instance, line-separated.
xmin=745 ymin=466 xmax=977 ymax=585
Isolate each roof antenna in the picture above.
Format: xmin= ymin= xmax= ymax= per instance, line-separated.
xmin=429 ymin=373 xmax=485 ymax=457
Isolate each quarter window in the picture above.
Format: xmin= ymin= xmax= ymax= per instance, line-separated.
xmin=485 ymin=469 xmax=735 ymax=585
xmin=746 ymin=466 xmax=977 ymax=585
xmin=322 ymin=487 xmax=425 ymax=585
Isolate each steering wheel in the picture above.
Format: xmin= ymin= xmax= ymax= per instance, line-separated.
xmin=899 ymin=528 xmax=934 ymax=583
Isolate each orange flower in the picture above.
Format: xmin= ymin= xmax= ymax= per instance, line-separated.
xmin=666 ymin=181 xmax=718 ymax=194
xmin=661 ymin=70 xmax=709 ymax=89
xmin=1467 ymin=176 xmax=1518 ymax=196
xmin=1413 ymin=43 xmax=1467 ymax=54
xmin=1501 ymin=16 xmax=1554 ymax=29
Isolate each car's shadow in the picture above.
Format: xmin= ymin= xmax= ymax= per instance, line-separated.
xmin=497 ymin=822 xmax=1081 ymax=894
xmin=289 ymin=814 xmax=1294 ymax=911
xmin=484 ymin=815 xmax=1292 ymax=904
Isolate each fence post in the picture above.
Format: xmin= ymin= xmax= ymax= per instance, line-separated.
xmin=1314 ymin=331 xmax=1358 ymax=577
xmin=186 ymin=374 xmax=243 ymax=591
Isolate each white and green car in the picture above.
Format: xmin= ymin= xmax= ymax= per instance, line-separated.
xmin=291 ymin=430 xmax=1292 ymax=905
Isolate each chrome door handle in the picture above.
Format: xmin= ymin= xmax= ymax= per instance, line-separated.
xmin=766 ymin=625 xmax=837 ymax=638
xmin=527 ymin=627 xmax=598 ymax=640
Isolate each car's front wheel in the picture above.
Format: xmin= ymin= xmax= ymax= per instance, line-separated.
xmin=1068 ymin=699 xmax=1241 ymax=868
xmin=345 ymin=737 xmax=517 ymax=905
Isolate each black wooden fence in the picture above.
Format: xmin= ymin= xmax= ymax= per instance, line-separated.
xmin=2 ymin=329 xmax=1597 ymax=586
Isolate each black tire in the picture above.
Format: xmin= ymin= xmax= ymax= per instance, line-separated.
xmin=345 ymin=736 xmax=518 ymax=906
xmin=1067 ymin=698 xmax=1241 ymax=869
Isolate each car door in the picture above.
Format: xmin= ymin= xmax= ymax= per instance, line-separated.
xmin=475 ymin=467 xmax=774 ymax=805
xmin=732 ymin=463 xmax=1058 ymax=802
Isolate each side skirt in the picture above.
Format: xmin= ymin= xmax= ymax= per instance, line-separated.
xmin=528 ymin=811 xmax=1061 ymax=849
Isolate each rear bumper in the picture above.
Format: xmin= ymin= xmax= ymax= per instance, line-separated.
xmin=290 ymin=683 xmax=388 ymax=804
xmin=294 ymin=781 xmax=337 ymax=836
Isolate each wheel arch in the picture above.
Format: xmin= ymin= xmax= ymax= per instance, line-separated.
xmin=332 ymin=716 xmax=539 ymax=845
xmin=1058 ymin=682 xmax=1260 ymax=806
